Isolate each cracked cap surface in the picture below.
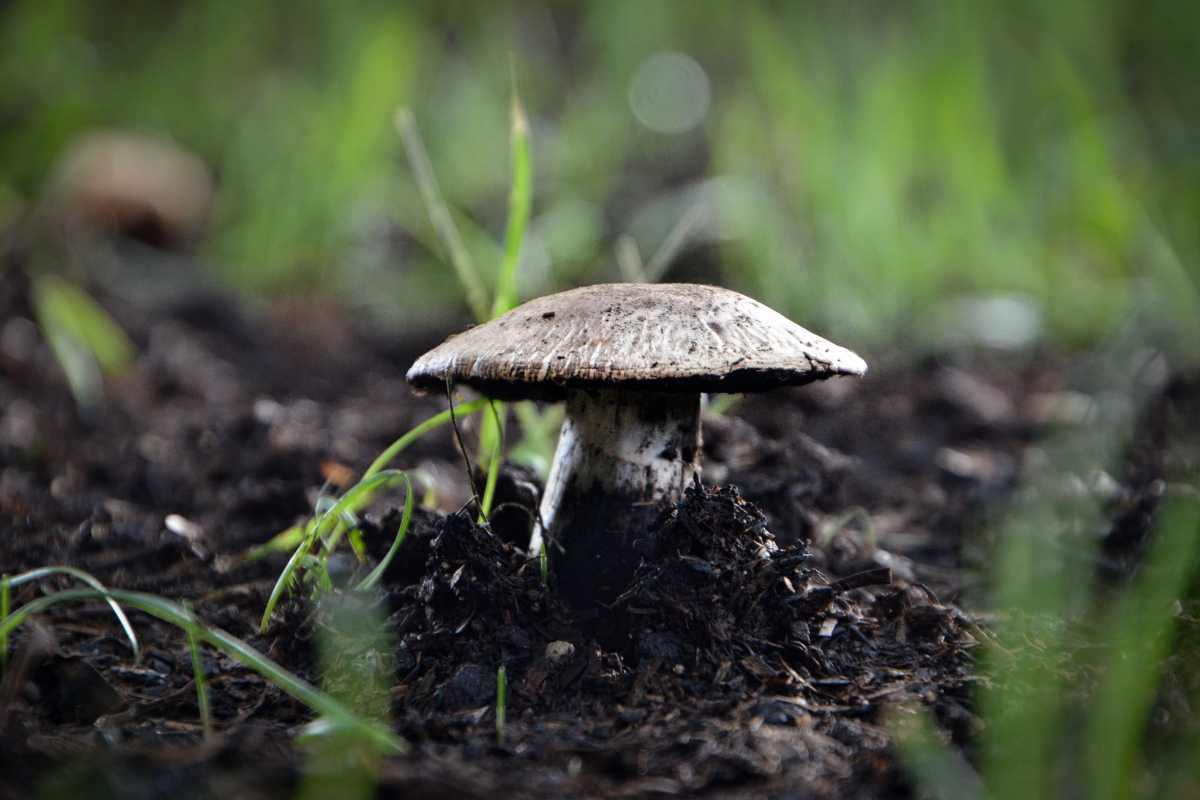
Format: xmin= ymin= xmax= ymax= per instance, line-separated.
xmin=407 ymin=283 xmax=867 ymax=400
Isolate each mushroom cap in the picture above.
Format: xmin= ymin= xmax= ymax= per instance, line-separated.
xmin=48 ymin=130 xmax=215 ymax=248
xmin=407 ymin=283 xmax=867 ymax=400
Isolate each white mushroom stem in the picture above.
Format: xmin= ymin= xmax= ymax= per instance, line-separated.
xmin=529 ymin=388 xmax=701 ymax=599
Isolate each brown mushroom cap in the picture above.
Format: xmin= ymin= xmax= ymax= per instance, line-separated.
xmin=48 ymin=130 xmax=215 ymax=248
xmin=407 ymin=283 xmax=867 ymax=400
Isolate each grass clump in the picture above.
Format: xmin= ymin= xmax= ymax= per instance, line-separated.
xmin=396 ymin=81 xmax=541 ymax=522
xmin=259 ymin=399 xmax=489 ymax=632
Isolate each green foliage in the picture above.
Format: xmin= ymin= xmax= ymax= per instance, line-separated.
xmin=260 ymin=399 xmax=487 ymax=632
xmin=363 ymin=398 xmax=489 ymax=480
xmin=728 ymin=5 xmax=1116 ymax=340
xmin=897 ymin=496 xmax=1200 ymax=800
xmin=245 ymin=524 xmax=307 ymax=562
xmin=6 ymin=3 xmax=1195 ymax=340
xmin=496 ymin=664 xmax=508 ymax=744
xmin=478 ymin=400 xmax=505 ymax=523
xmin=394 ymin=107 xmax=491 ymax=321
xmin=297 ymin=589 xmax=396 ymax=800
xmin=1084 ymin=501 xmax=1200 ymax=800
xmin=184 ymin=602 xmax=213 ymax=739
xmin=892 ymin=322 xmax=1200 ymax=800
xmin=492 ymin=90 xmax=532 ymax=320
xmin=259 ymin=469 xmax=407 ymax=633
xmin=30 ymin=273 xmax=135 ymax=409
xmin=357 ymin=472 xmax=415 ymax=592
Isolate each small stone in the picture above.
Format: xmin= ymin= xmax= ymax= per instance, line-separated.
xmin=545 ymin=640 xmax=575 ymax=662
xmin=440 ymin=663 xmax=496 ymax=710
xmin=165 ymin=513 xmax=203 ymax=540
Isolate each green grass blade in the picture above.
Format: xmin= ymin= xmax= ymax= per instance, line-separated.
xmin=539 ymin=541 xmax=549 ymax=587
xmin=260 ymin=524 xmax=320 ymax=634
xmin=1 ymin=574 xmax=8 ymax=674
xmin=891 ymin=705 xmax=984 ymax=800
xmin=496 ymin=664 xmax=507 ymax=744
xmin=30 ymin=274 xmax=135 ymax=374
xmin=260 ymin=466 xmax=403 ymax=632
xmin=316 ymin=470 xmax=409 ymax=556
xmin=394 ymin=108 xmax=490 ymax=322
xmin=10 ymin=565 xmax=139 ymax=658
xmin=185 ymin=603 xmax=213 ymax=739
xmin=245 ymin=524 xmax=307 ymax=562
xmin=478 ymin=400 xmax=505 ymax=523
xmin=263 ymin=400 xmax=489 ymax=631
xmin=1086 ymin=498 xmax=1200 ymax=800
xmin=357 ymin=472 xmax=414 ymax=592
xmin=510 ymin=402 xmax=562 ymax=480
xmin=363 ymin=398 xmax=489 ymax=480
xmin=1 ymin=587 xmax=406 ymax=754
xmin=490 ymin=88 xmax=532 ymax=319
xmin=705 ymin=393 xmax=742 ymax=416
xmin=346 ymin=527 xmax=367 ymax=560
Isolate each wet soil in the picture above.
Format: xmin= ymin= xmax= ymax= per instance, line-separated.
xmin=0 ymin=260 xmax=1196 ymax=799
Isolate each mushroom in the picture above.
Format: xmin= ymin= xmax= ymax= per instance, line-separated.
xmin=407 ymin=283 xmax=866 ymax=606
xmin=46 ymin=130 xmax=216 ymax=249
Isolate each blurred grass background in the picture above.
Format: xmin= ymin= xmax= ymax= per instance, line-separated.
xmin=2 ymin=0 xmax=1198 ymax=349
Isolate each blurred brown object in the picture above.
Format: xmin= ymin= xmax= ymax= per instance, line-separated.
xmin=44 ymin=130 xmax=215 ymax=249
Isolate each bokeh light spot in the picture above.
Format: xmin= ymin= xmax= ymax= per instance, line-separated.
xmin=628 ymin=51 xmax=711 ymax=134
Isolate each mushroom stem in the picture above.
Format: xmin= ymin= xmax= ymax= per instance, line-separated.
xmin=531 ymin=387 xmax=701 ymax=606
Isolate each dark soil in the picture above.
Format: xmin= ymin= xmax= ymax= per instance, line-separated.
xmin=0 ymin=256 xmax=1195 ymax=799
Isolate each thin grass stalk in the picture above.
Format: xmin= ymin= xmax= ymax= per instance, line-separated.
xmin=394 ymin=109 xmax=490 ymax=322
xmin=185 ymin=603 xmax=213 ymax=739
xmin=496 ymin=664 xmax=508 ymax=744
xmin=10 ymin=566 xmax=139 ymax=658
xmin=364 ymin=398 xmax=488 ymax=480
xmin=0 ymin=575 xmax=8 ymax=674
xmin=357 ymin=472 xmax=415 ymax=591
xmin=491 ymin=89 xmax=532 ymax=319
xmin=478 ymin=400 xmax=505 ymax=523
xmin=245 ymin=524 xmax=306 ymax=561
xmin=260 ymin=470 xmax=408 ymax=632
xmin=316 ymin=470 xmax=409 ymax=556
xmin=260 ymin=523 xmax=317 ymax=633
